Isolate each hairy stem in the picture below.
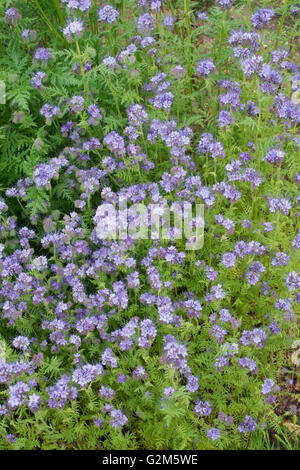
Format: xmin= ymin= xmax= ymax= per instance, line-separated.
xmin=75 ymin=40 xmax=89 ymax=102
xmin=246 ymin=0 xmax=251 ymax=26
xmin=52 ymin=0 xmax=65 ymax=25
xmin=275 ymin=6 xmax=288 ymax=49
xmin=33 ymin=0 xmax=68 ymax=46
xmin=184 ymin=0 xmax=193 ymax=107
xmin=108 ymin=75 xmax=121 ymax=119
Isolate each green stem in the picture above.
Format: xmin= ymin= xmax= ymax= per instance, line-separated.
xmin=252 ymin=187 xmax=256 ymax=219
xmin=33 ymin=0 xmax=68 ymax=46
xmin=214 ymin=158 xmax=217 ymax=183
xmin=160 ymin=21 xmax=166 ymax=72
xmin=275 ymin=7 xmax=288 ymax=49
xmin=276 ymin=211 xmax=280 ymax=234
xmin=108 ymin=75 xmax=121 ymax=119
xmin=218 ymin=13 xmax=227 ymax=74
xmin=94 ymin=0 xmax=99 ymax=34
xmin=121 ymin=0 xmax=126 ymax=23
xmin=176 ymin=84 xmax=180 ymax=122
xmin=168 ymin=1 xmax=176 ymax=16
xmin=184 ymin=0 xmax=192 ymax=97
xmin=246 ymin=0 xmax=251 ymax=26
xmin=259 ymin=29 xmax=264 ymax=53
xmin=255 ymin=79 xmax=261 ymax=159
xmin=106 ymin=25 xmax=114 ymax=54
xmin=15 ymin=27 xmax=26 ymax=53
xmin=277 ymin=164 xmax=281 ymax=184
xmin=75 ymin=40 xmax=89 ymax=103
xmin=52 ymin=0 xmax=65 ymax=25
xmin=121 ymin=0 xmax=128 ymax=45
xmin=89 ymin=1 xmax=96 ymax=34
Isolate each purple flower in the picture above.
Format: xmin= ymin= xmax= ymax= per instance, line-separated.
xmin=238 ymin=415 xmax=257 ymax=433
xmin=217 ymin=111 xmax=232 ymax=128
xmin=271 ymin=252 xmax=289 ymax=267
xmin=98 ymin=5 xmax=119 ymax=23
xmin=240 ymin=328 xmax=267 ymax=349
xmin=197 ymin=12 xmax=208 ymax=21
xmin=163 ymin=386 xmax=175 ymax=399
xmin=209 ymin=283 xmax=226 ymax=301
xmin=87 ymin=104 xmax=101 ymax=125
xmin=186 ymin=375 xmax=199 ymax=393
xmin=196 ymin=59 xmax=215 ymax=77
xmin=28 ymin=393 xmax=42 ymax=413
xmin=40 ymin=104 xmax=61 ymax=124
xmin=62 ymin=0 xmax=91 ymax=12
xmin=8 ymin=381 xmax=31 ymax=409
xmin=207 ymin=427 xmax=221 ymax=440
xmin=63 ymin=19 xmax=84 ymax=41
xmin=218 ymin=412 xmax=234 ymax=426
xmin=12 ymin=336 xmax=30 ymax=352
xmin=103 ymin=131 xmax=126 ymax=157
xmin=247 ymin=101 xmax=259 ymax=116
xmin=171 ymin=65 xmax=186 ymax=78
xmin=102 ymin=348 xmax=118 ymax=368
xmin=4 ymin=8 xmax=21 ymax=24
xmin=161 ymin=335 xmax=188 ymax=370
xmin=241 ymin=55 xmax=263 ymax=78
xmin=222 ymin=252 xmax=236 ymax=268
xmin=102 ymin=56 xmax=117 ymax=68
xmin=127 ymin=104 xmax=148 ymax=127
xmin=47 ymin=375 xmax=78 ymax=409
xmin=163 ymin=15 xmax=174 ymax=28
xmin=274 ymin=93 xmax=300 ymax=124
xmin=285 ymin=271 xmax=300 ymax=291
xmin=21 ymin=29 xmax=36 ymax=42
xmin=110 ymin=409 xmax=128 ymax=428
xmin=72 ymin=363 xmax=103 ymax=387
xmin=292 ymin=231 xmax=300 ymax=249
xmin=217 ymin=0 xmax=232 ymax=9
xmin=261 ymin=379 xmax=275 ymax=395
xmin=194 ymin=400 xmax=212 ymax=416
xmin=269 ymin=321 xmax=280 ymax=335
xmin=93 ymin=418 xmax=104 ymax=427
xmin=99 ymin=385 xmax=115 ymax=401
xmin=153 ymin=92 xmax=174 ymax=112
xmin=238 ymin=357 xmax=257 ymax=373
xmin=73 ymin=60 xmax=91 ymax=74
xmin=69 ymin=96 xmax=85 ymax=113
xmin=251 ymin=9 xmax=275 ymax=29
xmin=132 ymin=366 xmax=147 ymax=381
xmin=265 ymin=148 xmax=285 ymax=166
xmin=290 ymin=4 xmax=300 ymax=16
xmin=34 ymin=48 xmax=52 ymax=64
xmin=137 ymin=13 xmax=155 ymax=33
xmin=265 ymin=394 xmax=276 ymax=404
xmin=31 ymin=71 xmax=47 ymax=90
xmin=267 ymin=197 xmax=291 ymax=216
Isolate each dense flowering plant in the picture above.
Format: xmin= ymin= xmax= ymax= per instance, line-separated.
xmin=0 ymin=0 xmax=299 ymax=450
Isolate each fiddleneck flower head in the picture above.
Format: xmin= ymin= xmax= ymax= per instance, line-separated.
xmin=34 ymin=48 xmax=52 ymax=64
xmin=196 ymin=59 xmax=215 ymax=77
xmin=251 ymin=9 xmax=275 ymax=29
xmin=62 ymin=0 xmax=91 ymax=12
xmin=22 ymin=29 xmax=36 ymax=43
xmin=4 ymin=8 xmax=21 ymax=24
xmin=217 ymin=0 xmax=232 ymax=9
xmin=136 ymin=13 xmax=155 ymax=33
xmin=98 ymin=5 xmax=119 ymax=24
xmin=63 ymin=19 xmax=84 ymax=41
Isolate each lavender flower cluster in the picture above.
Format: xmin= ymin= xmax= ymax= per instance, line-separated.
xmin=1 ymin=0 xmax=299 ymax=451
